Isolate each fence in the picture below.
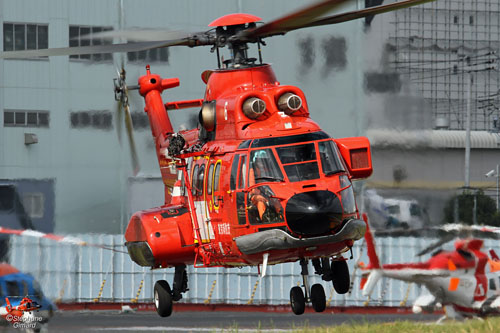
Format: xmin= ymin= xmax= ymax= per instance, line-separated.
xmin=9 ymin=234 xmax=500 ymax=306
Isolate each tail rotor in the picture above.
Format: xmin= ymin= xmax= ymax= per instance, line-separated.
xmin=114 ymin=62 xmax=140 ymax=175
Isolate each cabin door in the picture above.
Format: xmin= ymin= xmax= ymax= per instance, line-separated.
xmin=191 ymin=158 xmax=214 ymax=243
xmin=229 ymin=153 xmax=249 ymax=226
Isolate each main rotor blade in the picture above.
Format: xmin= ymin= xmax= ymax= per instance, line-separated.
xmin=80 ymin=28 xmax=198 ymax=42
xmin=0 ymin=37 xmax=205 ymax=59
xmin=241 ymin=0 xmax=434 ymax=40
xmin=303 ymin=0 xmax=435 ymax=29
xmin=239 ymin=0 xmax=349 ymax=40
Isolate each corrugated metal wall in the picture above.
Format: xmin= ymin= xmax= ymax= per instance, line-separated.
xmin=9 ymin=235 xmax=500 ymax=306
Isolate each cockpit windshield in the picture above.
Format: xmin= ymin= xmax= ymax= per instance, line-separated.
xmin=276 ymin=143 xmax=319 ymax=182
xmin=318 ymin=141 xmax=345 ymax=176
xmin=249 ymin=149 xmax=284 ymax=185
xmin=249 ymin=139 xmax=345 ymax=184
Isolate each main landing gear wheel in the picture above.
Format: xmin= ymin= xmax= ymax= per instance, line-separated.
xmin=290 ymin=286 xmax=306 ymax=315
xmin=310 ymin=283 xmax=326 ymax=312
xmin=154 ymin=280 xmax=173 ymax=317
xmin=331 ymin=260 xmax=350 ymax=294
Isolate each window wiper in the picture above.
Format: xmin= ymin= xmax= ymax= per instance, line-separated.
xmin=255 ymin=176 xmax=284 ymax=182
xmin=325 ymin=170 xmax=343 ymax=176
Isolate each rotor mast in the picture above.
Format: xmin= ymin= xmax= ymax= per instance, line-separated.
xmin=209 ymin=14 xmax=262 ymax=68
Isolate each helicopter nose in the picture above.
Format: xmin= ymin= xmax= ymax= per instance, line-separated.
xmin=285 ymin=190 xmax=343 ymax=236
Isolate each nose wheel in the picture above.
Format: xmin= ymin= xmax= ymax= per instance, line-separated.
xmin=289 ymin=259 xmax=327 ymax=315
xmin=290 ymin=286 xmax=306 ymax=315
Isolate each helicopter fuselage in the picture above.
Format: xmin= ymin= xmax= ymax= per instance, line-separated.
xmin=124 ymin=63 xmax=372 ymax=269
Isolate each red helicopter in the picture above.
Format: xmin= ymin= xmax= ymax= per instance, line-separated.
xmin=360 ymin=213 xmax=500 ymax=320
xmin=0 ymin=0 xmax=434 ymax=316
xmin=2 ymin=295 xmax=42 ymax=331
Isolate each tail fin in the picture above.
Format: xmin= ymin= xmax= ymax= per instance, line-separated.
xmin=362 ymin=213 xmax=381 ymax=269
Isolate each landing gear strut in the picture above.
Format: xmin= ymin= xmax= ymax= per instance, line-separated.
xmin=154 ymin=264 xmax=189 ymax=317
xmin=289 ymin=259 xmax=326 ymax=315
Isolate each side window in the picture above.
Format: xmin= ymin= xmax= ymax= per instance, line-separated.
xmin=214 ymin=162 xmax=221 ymax=193
xmin=207 ymin=164 xmax=214 ymax=195
xmin=197 ymin=164 xmax=205 ymax=196
xmin=33 ymin=280 xmax=43 ymax=299
xmin=191 ymin=164 xmax=199 ymax=196
xmin=213 ymin=161 xmax=221 ymax=209
xmin=238 ymin=155 xmax=247 ymax=189
xmin=490 ymin=278 xmax=496 ymax=291
xmin=230 ymin=155 xmax=240 ymax=190
xmin=22 ymin=281 xmax=29 ymax=296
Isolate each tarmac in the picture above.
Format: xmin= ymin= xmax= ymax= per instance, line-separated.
xmin=42 ymin=308 xmax=440 ymax=332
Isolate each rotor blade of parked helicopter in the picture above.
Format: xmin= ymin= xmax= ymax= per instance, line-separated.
xmin=302 ymin=0 xmax=435 ymax=29
xmin=416 ymin=234 xmax=455 ymax=257
xmin=238 ymin=0 xmax=349 ymax=40
xmin=79 ymin=28 xmax=200 ymax=42
xmin=0 ymin=38 xmax=193 ymax=59
xmin=123 ymin=99 xmax=140 ymax=176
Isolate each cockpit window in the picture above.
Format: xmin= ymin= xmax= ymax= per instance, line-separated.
xmin=276 ymin=143 xmax=319 ymax=182
xmin=318 ymin=141 xmax=345 ymax=176
xmin=387 ymin=205 xmax=400 ymax=214
xmin=410 ymin=203 xmax=421 ymax=217
xmin=249 ymin=149 xmax=284 ymax=185
xmin=33 ymin=280 xmax=43 ymax=300
xmin=6 ymin=281 xmax=20 ymax=297
xmin=276 ymin=143 xmax=316 ymax=164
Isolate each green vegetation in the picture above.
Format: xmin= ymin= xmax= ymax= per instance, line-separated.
xmin=219 ymin=317 xmax=500 ymax=332
xmin=290 ymin=318 xmax=500 ymax=333
xmin=443 ymin=190 xmax=500 ymax=226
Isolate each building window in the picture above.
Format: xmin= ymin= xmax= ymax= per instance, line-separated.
xmin=70 ymin=110 xmax=112 ymax=130
xmin=4 ymin=110 xmax=49 ymax=127
xmin=3 ymin=23 xmax=48 ymax=52
xmin=22 ymin=192 xmax=44 ymax=218
xmin=69 ymin=25 xmax=112 ymax=61
xmin=127 ymin=48 xmax=169 ymax=63
xmin=0 ymin=185 xmax=15 ymax=212
xmin=131 ymin=112 xmax=149 ymax=129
